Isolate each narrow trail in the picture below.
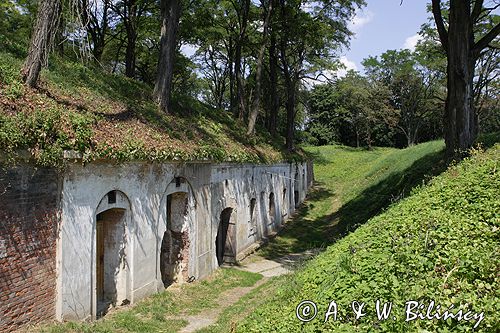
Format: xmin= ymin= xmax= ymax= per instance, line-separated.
xmin=174 ymin=249 xmax=320 ymax=333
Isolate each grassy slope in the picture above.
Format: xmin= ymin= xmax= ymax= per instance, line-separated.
xmin=259 ymin=140 xmax=447 ymax=258
xmin=33 ymin=268 xmax=261 ymax=333
xmin=238 ymin=144 xmax=499 ymax=332
xmin=0 ymin=51 xmax=292 ymax=166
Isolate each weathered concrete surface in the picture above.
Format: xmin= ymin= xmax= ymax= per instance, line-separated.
xmin=57 ymin=161 xmax=313 ymax=321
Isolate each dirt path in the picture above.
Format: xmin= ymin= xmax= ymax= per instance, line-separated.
xmin=174 ymin=249 xmax=320 ymax=333
xmin=175 ymin=277 xmax=268 ymax=333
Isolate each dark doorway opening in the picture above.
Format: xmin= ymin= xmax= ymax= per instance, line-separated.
xmin=216 ymin=208 xmax=235 ymax=266
xmin=269 ymin=193 xmax=275 ymax=225
xmin=96 ymin=208 xmax=127 ymax=318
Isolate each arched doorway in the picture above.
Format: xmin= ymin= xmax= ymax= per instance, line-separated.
xmin=160 ymin=192 xmax=189 ymax=287
xmin=282 ymin=188 xmax=288 ymax=218
xmin=269 ymin=192 xmax=276 ymax=226
xmin=216 ymin=208 xmax=235 ymax=266
xmin=294 ymin=171 xmax=300 ymax=208
xmin=95 ymin=190 xmax=130 ymax=318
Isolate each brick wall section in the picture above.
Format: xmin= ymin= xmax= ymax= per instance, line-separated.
xmin=0 ymin=164 xmax=61 ymax=332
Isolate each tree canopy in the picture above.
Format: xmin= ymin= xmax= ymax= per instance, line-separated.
xmin=0 ymin=0 xmax=498 ymax=154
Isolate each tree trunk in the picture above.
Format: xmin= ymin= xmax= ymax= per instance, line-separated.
xmin=124 ymin=0 xmax=138 ymax=78
xmin=444 ymin=0 xmax=476 ymax=156
xmin=125 ymin=33 xmax=136 ymax=77
xmin=235 ymin=0 xmax=250 ymax=121
xmin=280 ymin=40 xmax=295 ymax=152
xmin=268 ymin=25 xmax=278 ymax=136
xmin=432 ymin=0 xmax=500 ymax=157
xmin=22 ymin=0 xmax=62 ymax=87
xmin=154 ymin=0 xmax=181 ymax=113
xmin=228 ymin=37 xmax=235 ymax=115
xmin=234 ymin=43 xmax=244 ymax=119
xmin=247 ymin=0 xmax=273 ymax=135
xmin=93 ymin=0 xmax=109 ymax=62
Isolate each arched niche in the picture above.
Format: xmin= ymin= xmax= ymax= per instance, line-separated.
xmin=294 ymin=170 xmax=300 ymax=208
xmin=157 ymin=177 xmax=192 ymax=288
xmin=93 ymin=190 xmax=131 ymax=318
xmin=269 ymin=192 xmax=276 ymax=226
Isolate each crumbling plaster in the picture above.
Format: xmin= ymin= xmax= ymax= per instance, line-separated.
xmin=56 ymin=160 xmax=312 ymax=321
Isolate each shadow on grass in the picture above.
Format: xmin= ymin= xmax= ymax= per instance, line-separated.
xmin=258 ymin=184 xmax=335 ymax=258
xmin=325 ymin=149 xmax=447 ymax=241
xmin=259 ymin=148 xmax=448 ymax=259
xmin=302 ymin=150 xmax=330 ymax=165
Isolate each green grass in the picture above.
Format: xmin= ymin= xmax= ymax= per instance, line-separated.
xmin=259 ymin=140 xmax=447 ymax=258
xmin=35 ymin=268 xmax=262 ymax=333
xmin=238 ymin=143 xmax=499 ymax=332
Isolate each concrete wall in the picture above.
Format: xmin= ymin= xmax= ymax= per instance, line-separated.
xmin=57 ymin=160 xmax=312 ymax=321
xmin=0 ymin=159 xmax=312 ymax=329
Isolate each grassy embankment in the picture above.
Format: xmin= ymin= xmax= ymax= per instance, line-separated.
xmin=0 ymin=51 xmax=295 ymax=167
xmin=237 ymin=142 xmax=499 ymax=332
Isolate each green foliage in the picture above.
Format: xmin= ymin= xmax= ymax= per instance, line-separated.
xmin=0 ymin=107 xmax=96 ymax=167
xmin=305 ymin=72 xmax=397 ymax=148
xmin=259 ymin=141 xmax=447 ymax=258
xmin=0 ymin=51 xmax=297 ymax=166
xmin=0 ymin=0 xmax=34 ymax=56
xmin=238 ymin=143 xmax=499 ymax=332
xmin=0 ymin=53 xmax=25 ymax=99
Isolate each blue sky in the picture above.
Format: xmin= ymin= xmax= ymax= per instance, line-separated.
xmin=340 ymin=0 xmax=431 ymax=74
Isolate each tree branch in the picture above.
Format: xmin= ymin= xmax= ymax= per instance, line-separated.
xmin=473 ymin=22 xmax=500 ymax=58
xmin=471 ymin=0 xmax=484 ymax=23
xmin=431 ymin=0 xmax=448 ymax=53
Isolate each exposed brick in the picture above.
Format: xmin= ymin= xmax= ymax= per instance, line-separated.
xmin=0 ymin=164 xmax=61 ymax=332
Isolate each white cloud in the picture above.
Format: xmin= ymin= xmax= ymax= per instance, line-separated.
xmin=348 ymin=10 xmax=374 ymax=33
xmin=336 ymin=56 xmax=358 ymax=78
xmin=302 ymin=56 xmax=358 ymax=88
xmin=180 ymin=43 xmax=198 ymax=58
xmin=403 ymin=34 xmax=422 ymax=51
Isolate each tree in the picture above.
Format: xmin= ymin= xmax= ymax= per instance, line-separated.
xmin=247 ymin=0 xmax=274 ymax=135
xmin=78 ymin=0 xmax=112 ymax=62
xmin=306 ymin=72 xmax=396 ymax=148
xmin=154 ymin=0 xmax=181 ymax=113
xmin=431 ymin=0 xmax=500 ymax=157
xmin=110 ymin=0 xmax=155 ymax=78
xmin=276 ymin=0 xmax=365 ymax=151
xmin=233 ymin=0 xmax=251 ymax=120
xmin=22 ymin=0 xmax=62 ymax=87
xmin=363 ymin=49 xmax=441 ymax=147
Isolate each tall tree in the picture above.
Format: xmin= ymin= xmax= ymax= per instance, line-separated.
xmin=276 ymin=0 xmax=364 ymax=151
xmin=363 ymin=49 xmax=440 ymax=146
xmin=110 ymin=0 xmax=155 ymax=78
xmin=22 ymin=0 xmax=62 ymax=87
xmin=267 ymin=13 xmax=279 ymax=136
xmin=233 ymin=0 xmax=251 ymax=120
xmin=79 ymin=0 xmax=112 ymax=62
xmin=154 ymin=0 xmax=181 ymax=113
xmin=431 ymin=0 xmax=500 ymax=157
xmin=247 ymin=0 xmax=274 ymax=135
